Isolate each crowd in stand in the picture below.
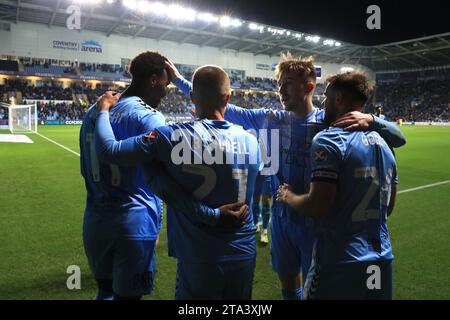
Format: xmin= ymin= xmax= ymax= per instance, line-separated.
xmin=37 ymin=101 xmax=86 ymax=121
xmin=0 ymin=77 xmax=449 ymax=123
xmin=375 ymin=80 xmax=450 ymax=122
xmin=21 ymin=58 xmax=77 ymax=75
xmin=79 ymin=63 xmax=125 ymax=75
xmin=238 ymin=77 xmax=277 ymax=90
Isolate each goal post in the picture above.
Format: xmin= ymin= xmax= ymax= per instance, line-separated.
xmin=0 ymin=102 xmax=38 ymax=134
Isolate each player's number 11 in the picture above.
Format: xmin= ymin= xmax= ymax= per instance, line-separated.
xmin=86 ymin=133 xmax=121 ymax=186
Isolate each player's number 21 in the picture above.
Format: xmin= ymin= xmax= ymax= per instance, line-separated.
xmin=182 ymin=165 xmax=248 ymax=201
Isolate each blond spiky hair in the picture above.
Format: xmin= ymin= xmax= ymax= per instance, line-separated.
xmin=274 ymin=52 xmax=316 ymax=82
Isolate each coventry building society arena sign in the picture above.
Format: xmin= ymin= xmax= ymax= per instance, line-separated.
xmin=52 ymin=40 xmax=103 ymax=54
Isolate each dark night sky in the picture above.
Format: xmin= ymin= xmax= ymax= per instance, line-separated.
xmin=184 ymin=0 xmax=449 ymax=45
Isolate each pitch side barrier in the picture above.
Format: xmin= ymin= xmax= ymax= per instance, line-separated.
xmin=41 ymin=120 xmax=83 ymax=125
xmin=401 ymin=121 xmax=450 ymax=126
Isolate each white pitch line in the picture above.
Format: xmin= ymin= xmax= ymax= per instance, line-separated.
xmin=398 ymin=180 xmax=450 ymax=194
xmin=34 ymin=131 xmax=450 ymax=195
xmin=36 ymin=132 xmax=80 ymax=157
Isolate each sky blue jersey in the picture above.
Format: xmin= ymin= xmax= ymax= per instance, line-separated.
xmin=94 ymin=111 xmax=263 ymax=263
xmin=173 ymin=77 xmax=405 ymax=228
xmin=310 ymin=128 xmax=398 ymax=266
xmin=80 ymin=96 xmax=165 ymax=240
xmin=173 ymin=77 xmax=324 ymax=227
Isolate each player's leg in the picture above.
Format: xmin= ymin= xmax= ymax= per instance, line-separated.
xmin=175 ymin=260 xmax=224 ymax=300
xmin=82 ymin=219 xmax=114 ymax=300
xmin=252 ymin=175 xmax=264 ymax=232
xmin=380 ymin=259 xmax=393 ymax=299
xmin=279 ymin=274 xmax=302 ymax=300
xmin=95 ymin=279 xmax=113 ymax=300
xmin=112 ymin=239 xmax=156 ymax=300
xmin=365 ymin=259 xmax=394 ymax=300
xmin=270 ymin=214 xmax=302 ymax=300
xmin=304 ymin=260 xmax=384 ymax=300
xmin=260 ymin=175 xmax=272 ymax=244
xmin=222 ymin=258 xmax=256 ymax=299
xmin=303 ymin=255 xmax=349 ymax=300
xmin=299 ymin=222 xmax=317 ymax=288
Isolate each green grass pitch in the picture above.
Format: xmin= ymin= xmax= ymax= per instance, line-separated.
xmin=0 ymin=125 xmax=449 ymax=300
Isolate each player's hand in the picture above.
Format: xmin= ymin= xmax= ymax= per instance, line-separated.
xmin=276 ymin=183 xmax=294 ymax=204
xmin=164 ymin=58 xmax=182 ymax=82
xmin=96 ymin=91 xmax=121 ymax=112
xmin=217 ymin=201 xmax=248 ymax=229
xmin=331 ymin=111 xmax=374 ymax=131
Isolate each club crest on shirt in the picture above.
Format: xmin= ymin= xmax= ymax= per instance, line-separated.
xmin=313 ymin=148 xmax=327 ymax=162
xmin=143 ymin=131 xmax=158 ymax=144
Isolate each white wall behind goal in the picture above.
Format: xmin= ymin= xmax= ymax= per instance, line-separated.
xmin=0 ymin=21 xmax=374 ymax=81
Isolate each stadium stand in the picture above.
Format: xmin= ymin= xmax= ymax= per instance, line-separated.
xmin=1 ymin=53 xmax=449 ymax=123
xmin=0 ymin=60 xmax=19 ymax=72
xmin=373 ymin=80 xmax=450 ymax=122
xmin=1 ymin=75 xmax=449 ymax=123
xmin=1 ymin=57 xmax=275 ymax=90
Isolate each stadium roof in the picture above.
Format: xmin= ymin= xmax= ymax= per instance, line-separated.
xmin=0 ymin=0 xmax=449 ymax=72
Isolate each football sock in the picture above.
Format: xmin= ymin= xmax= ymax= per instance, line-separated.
xmin=262 ymin=203 xmax=270 ymax=229
xmin=252 ymin=202 xmax=260 ymax=226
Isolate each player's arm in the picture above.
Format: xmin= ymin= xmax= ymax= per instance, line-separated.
xmin=148 ymin=167 xmax=248 ymax=228
xmin=277 ymin=132 xmax=341 ymax=217
xmin=332 ymin=111 xmax=406 ymax=148
xmin=95 ymin=109 xmax=158 ymax=165
xmin=387 ymin=184 xmax=397 ymax=217
xmin=387 ymin=165 xmax=399 ymax=217
xmin=166 ymin=59 xmax=268 ymax=130
xmin=371 ymin=115 xmax=405 ymax=148
xmin=277 ymin=181 xmax=336 ymax=218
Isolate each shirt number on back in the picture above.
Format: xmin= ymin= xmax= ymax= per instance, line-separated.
xmin=86 ymin=133 xmax=121 ymax=186
xmin=182 ymin=164 xmax=216 ymax=199
xmin=352 ymin=166 xmax=393 ymax=222
xmin=352 ymin=167 xmax=380 ymax=222
xmin=181 ymin=165 xmax=248 ymax=202
xmin=232 ymin=168 xmax=248 ymax=202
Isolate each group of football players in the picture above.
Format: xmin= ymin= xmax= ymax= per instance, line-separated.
xmin=79 ymin=50 xmax=406 ymax=300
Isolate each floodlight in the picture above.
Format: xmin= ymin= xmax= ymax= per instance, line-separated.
xmin=167 ymin=5 xmax=196 ymax=21
xmin=148 ymin=2 xmax=167 ymax=16
xmin=137 ymin=0 xmax=151 ymax=13
xmin=123 ymin=0 xmax=137 ymax=10
xmin=198 ymin=12 xmax=219 ymax=23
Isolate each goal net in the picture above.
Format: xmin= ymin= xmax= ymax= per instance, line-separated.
xmin=0 ymin=102 xmax=37 ymax=133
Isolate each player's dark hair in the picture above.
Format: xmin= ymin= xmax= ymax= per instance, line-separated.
xmin=128 ymin=51 xmax=167 ymax=82
xmin=325 ymin=71 xmax=375 ymax=105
